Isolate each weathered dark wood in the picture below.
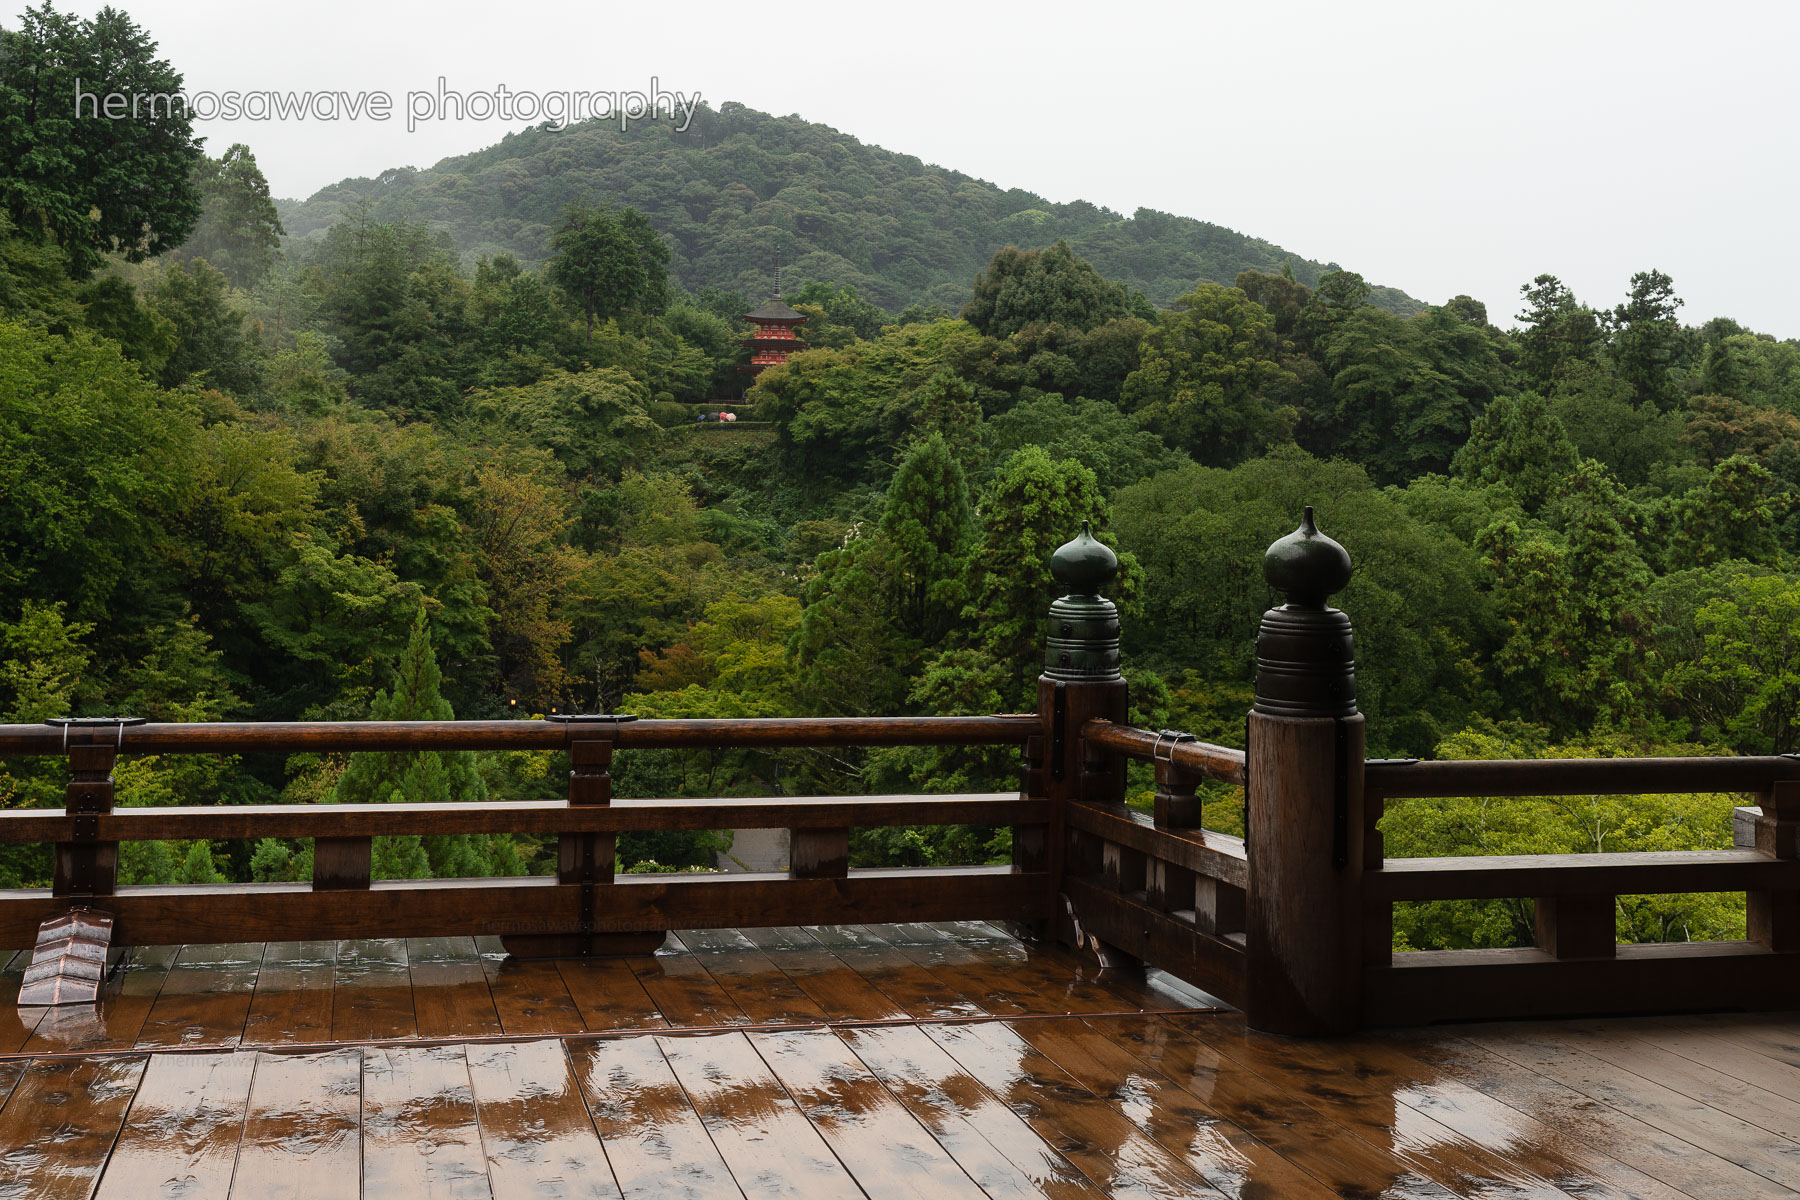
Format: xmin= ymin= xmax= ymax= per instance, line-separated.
xmin=464 ymin=1039 xmax=622 ymax=1198
xmin=0 ymin=867 xmax=1048 ymax=949
xmin=329 ymin=938 xmax=415 ymax=1042
xmin=0 ymin=712 xmax=1037 ymax=756
xmin=407 ymin=936 xmax=502 ymax=1040
xmin=53 ymin=742 xmax=117 ymax=898
xmin=310 ymin=837 xmax=370 ymax=891
xmin=240 ymin=940 xmax=336 ymax=1046
xmin=228 ymin=1049 xmax=361 ymax=1200
xmin=751 ymin=1026 xmax=989 ymax=1199
xmin=483 ymin=955 xmax=586 ymax=1035
xmin=789 ymin=826 xmax=849 ymax=879
xmin=0 ymin=1055 xmax=146 ymax=1197
xmin=1080 ymin=719 xmax=1247 ymax=786
xmin=672 ymin=928 xmax=829 ymax=1025
xmin=840 ymin=1022 xmax=1109 ymax=1199
xmin=17 ymin=906 xmax=113 ymax=1005
xmin=1366 ymin=940 xmax=1800 ymax=1025
xmin=93 ymin=1052 xmax=257 ymax=1200
xmin=1376 ymin=847 xmax=1794 ymax=900
xmin=1750 ymin=779 xmax=1800 ymax=951
xmin=1535 ymin=893 xmax=1617 ymax=959
xmin=0 ymin=793 xmax=1042 ymax=842
xmin=24 ymin=944 xmax=176 ymax=1053
xmin=658 ymin=1031 xmax=865 ymax=1195
xmin=568 ymin=1036 xmax=742 ymax=1199
xmin=1063 ymin=877 xmax=1246 ymax=1008
xmin=361 ymin=1044 xmax=489 ymax=1197
xmin=1062 ymin=802 xmax=1247 ymax=889
xmin=1245 ymin=710 xmax=1365 ymax=1035
xmin=1365 ymin=753 xmax=1799 ymax=798
xmin=134 ymin=942 xmax=265 ymax=1048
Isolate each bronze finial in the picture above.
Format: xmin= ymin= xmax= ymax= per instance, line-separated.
xmin=1045 ymin=520 xmax=1122 ymax=682
xmin=1254 ymin=507 xmax=1357 ymax=717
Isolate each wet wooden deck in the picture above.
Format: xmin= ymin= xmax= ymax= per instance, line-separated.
xmin=2 ymin=922 xmax=1799 ymax=1198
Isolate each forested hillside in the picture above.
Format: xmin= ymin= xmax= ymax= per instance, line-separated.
xmin=276 ymin=101 xmax=1425 ymax=316
xmin=4 ymin=6 xmax=1798 ymax=952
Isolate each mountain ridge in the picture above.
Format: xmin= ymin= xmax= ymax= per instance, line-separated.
xmin=276 ymin=100 xmax=1427 ymax=315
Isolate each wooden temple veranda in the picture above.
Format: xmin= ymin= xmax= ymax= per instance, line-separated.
xmin=2 ymin=511 xmax=1800 ymax=1197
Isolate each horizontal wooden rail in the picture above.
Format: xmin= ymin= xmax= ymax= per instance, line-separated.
xmin=1365 ymin=755 xmax=1800 ymax=798
xmin=1365 ymin=940 xmax=1800 ymax=1025
xmin=0 ymin=714 xmax=1039 ymax=757
xmin=1080 ymin=720 xmax=1246 ymax=785
xmin=0 ymin=866 xmax=1049 ymax=948
xmin=0 ymin=794 xmax=1036 ymax=843
xmin=1374 ymin=848 xmax=1792 ymax=900
xmin=1064 ymin=802 xmax=1247 ymax=889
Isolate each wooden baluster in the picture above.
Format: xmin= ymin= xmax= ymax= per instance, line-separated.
xmin=560 ymin=737 xmax=616 ymax=955
xmin=313 ymin=838 xmax=372 ymax=890
xmin=789 ymin=827 xmax=848 ymax=879
xmin=1533 ymin=894 xmax=1616 ymax=959
xmin=1749 ymin=779 xmax=1800 ymax=950
xmin=54 ymin=737 xmax=118 ymax=899
xmin=1147 ymin=744 xmax=1201 ymax=918
xmin=1245 ymin=508 xmax=1366 ymax=1035
xmin=1362 ymin=784 xmax=1392 ymax=966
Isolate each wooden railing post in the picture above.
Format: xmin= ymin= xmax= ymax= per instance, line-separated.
xmin=1245 ymin=508 xmax=1365 ymax=1035
xmin=50 ymin=718 xmax=140 ymax=898
xmin=1749 ymin=779 xmax=1800 ymax=949
xmin=1038 ymin=521 xmax=1128 ymax=948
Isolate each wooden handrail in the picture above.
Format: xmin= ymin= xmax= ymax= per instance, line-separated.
xmin=1364 ymin=755 xmax=1800 ymax=798
xmin=0 ymin=714 xmax=1039 ymax=757
xmin=1373 ymin=848 xmax=1793 ymax=900
xmin=0 ymin=794 xmax=1039 ymax=842
xmin=1079 ymin=720 xmax=1246 ymax=785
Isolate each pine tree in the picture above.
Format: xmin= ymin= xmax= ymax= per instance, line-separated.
xmin=333 ymin=610 xmax=520 ymax=878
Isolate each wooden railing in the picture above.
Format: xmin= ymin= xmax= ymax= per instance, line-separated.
xmin=1360 ymin=756 xmax=1800 ymax=1025
xmin=0 ymin=715 xmax=1046 ymax=955
xmin=5 ymin=511 xmax=1797 ymax=1030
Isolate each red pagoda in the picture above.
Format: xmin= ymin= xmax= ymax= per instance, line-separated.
xmin=739 ymin=294 xmax=807 ymax=380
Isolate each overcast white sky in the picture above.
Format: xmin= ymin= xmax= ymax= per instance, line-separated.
xmin=41 ymin=0 xmax=1800 ymax=336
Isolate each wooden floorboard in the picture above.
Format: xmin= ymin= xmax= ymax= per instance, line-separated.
xmin=5 ymin=928 xmax=1800 ymax=1199
xmin=465 ymin=1039 xmax=621 ymax=1199
xmin=92 ymin=1051 xmax=256 ymax=1200
xmin=134 ymin=942 xmax=264 ymax=1049
xmin=228 ymin=1048 xmax=362 ymax=1200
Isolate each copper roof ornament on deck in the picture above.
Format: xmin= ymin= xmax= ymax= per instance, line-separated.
xmin=16 ymin=906 xmax=114 ymax=1006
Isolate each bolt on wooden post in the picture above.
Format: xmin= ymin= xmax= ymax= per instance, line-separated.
xmin=1245 ymin=507 xmax=1366 ymax=1035
xmin=1036 ymin=521 xmax=1129 ymax=945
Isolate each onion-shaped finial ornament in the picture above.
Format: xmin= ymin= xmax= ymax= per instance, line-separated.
xmin=1263 ymin=506 xmax=1352 ymax=609
xmin=1049 ymin=520 xmax=1119 ymax=598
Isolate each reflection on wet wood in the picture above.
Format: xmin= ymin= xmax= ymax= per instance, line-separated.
xmin=672 ymin=930 xmax=828 ymax=1026
xmin=331 ymin=938 xmax=415 ymax=1042
xmin=229 ymin=1049 xmax=361 ymax=1200
xmin=242 ymin=940 xmax=335 ymax=1047
xmin=0 ymin=947 xmax=50 ymax=1053
xmin=1012 ymin=1018 xmax=1342 ymax=1200
xmin=483 ymin=956 xmax=585 ymax=1036
xmin=751 ymin=1026 xmax=986 ymax=1199
xmin=555 ymin=957 xmax=666 ymax=1031
xmin=924 ymin=1020 xmax=1224 ymax=1199
xmin=1091 ymin=1015 xmax=1455 ymax=1200
xmin=1397 ymin=1028 xmax=1792 ymax=1200
xmin=361 ymin=1044 xmax=490 ymax=1199
xmin=25 ymin=945 xmax=177 ymax=1054
xmin=627 ymin=953 xmax=749 ymax=1028
xmin=839 ymin=1023 xmax=1107 ymax=1200
xmin=657 ymin=1031 xmax=860 ymax=1198
xmin=805 ymin=925 xmax=984 ymax=1019
xmin=739 ymin=927 xmax=906 ymax=1021
xmin=410 ymin=937 xmax=503 ymax=1040
xmin=0 ymin=1055 xmax=145 ymax=1198
xmin=465 ymin=1040 xmax=620 ymax=1199
xmin=94 ymin=1051 xmax=256 ymax=1199
xmin=135 ymin=943 xmax=265 ymax=1049
xmin=567 ymin=1036 xmax=740 ymax=1200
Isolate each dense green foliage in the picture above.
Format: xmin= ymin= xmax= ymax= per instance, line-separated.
xmin=1 ymin=12 xmax=1794 ymax=947
xmin=277 ymin=102 xmax=1423 ymax=316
